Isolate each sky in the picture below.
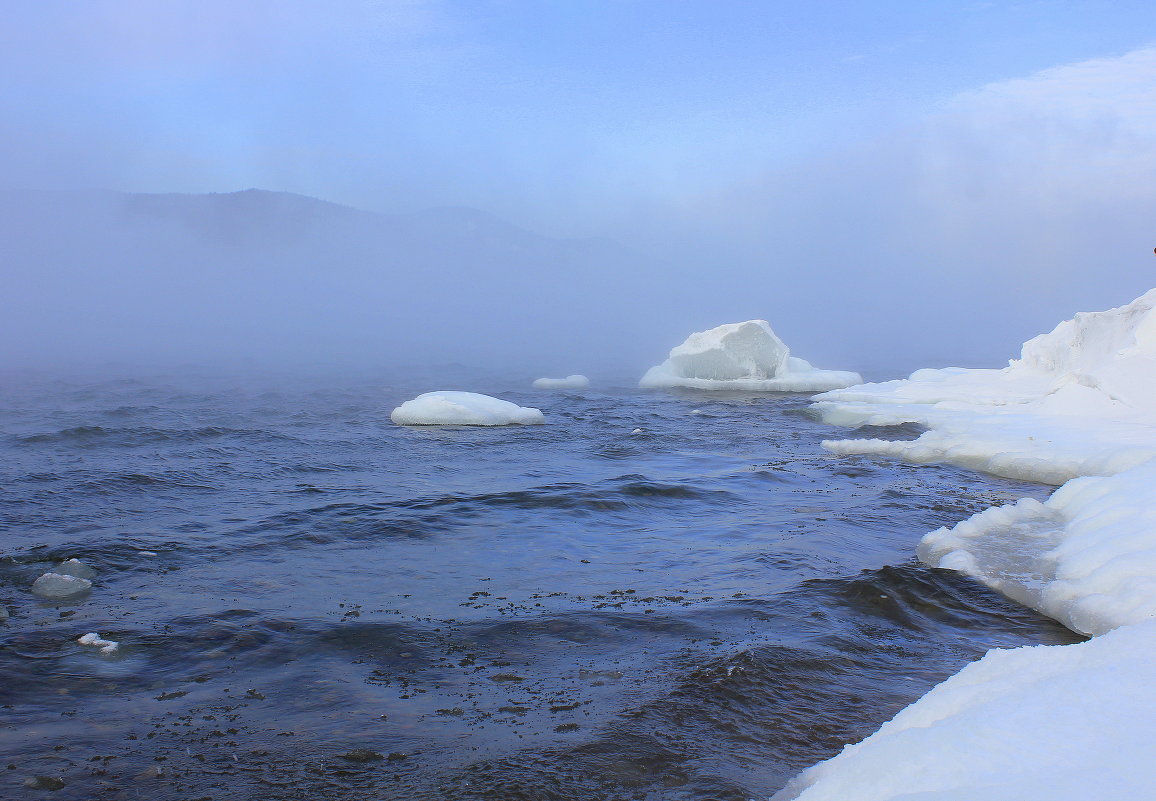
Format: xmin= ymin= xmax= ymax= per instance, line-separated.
xmin=2 ymin=1 xmax=1156 ymax=372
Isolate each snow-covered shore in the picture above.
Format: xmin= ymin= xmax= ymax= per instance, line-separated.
xmin=776 ymin=290 xmax=1156 ymax=799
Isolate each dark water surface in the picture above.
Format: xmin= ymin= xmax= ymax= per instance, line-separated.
xmin=0 ymin=370 xmax=1082 ymax=800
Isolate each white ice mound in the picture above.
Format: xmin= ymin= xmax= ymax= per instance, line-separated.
xmin=639 ymin=320 xmax=861 ymax=391
xmin=773 ymin=620 xmax=1156 ymax=801
xmin=390 ymin=391 xmax=545 ymax=426
xmin=31 ymin=572 xmax=92 ymax=599
xmin=532 ymin=375 xmax=590 ymax=389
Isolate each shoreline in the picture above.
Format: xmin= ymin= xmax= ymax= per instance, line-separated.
xmin=774 ymin=289 xmax=1156 ymax=799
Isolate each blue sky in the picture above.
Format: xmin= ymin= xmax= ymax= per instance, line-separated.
xmin=3 ymin=0 xmax=1154 ymax=233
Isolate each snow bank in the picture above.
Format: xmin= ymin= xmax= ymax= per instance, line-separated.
xmin=816 ymin=289 xmax=1156 ymax=484
xmin=773 ymin=620 xmax=1156 ymax=801
xmin=815 ymin=289 xmax=1156 ymax=630
xmin=778 ymin=290 xmax=1156 ymax=800
xmin=390 ymin=391 xmax=544 ymax=426
xmin=532 ymin=374 xmax=590 ymax=389
xmin=640 ymin=320 xmax=860 ymax=391
xmin=918 ymin=458 xmax=1156 ymax=636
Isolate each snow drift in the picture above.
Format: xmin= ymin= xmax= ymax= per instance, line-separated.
xmin=778 ymin=289 xmax=1156 ymax=800
xmin=639 ymin=320 xmax=860 ymax=391
xmin=390 ymin=391 xmax=544 ymax=426
xmin=532 ymin=375 xmax=590 ymax=389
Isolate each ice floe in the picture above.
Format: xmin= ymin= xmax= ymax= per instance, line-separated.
xmin=639 ymin=320 xmax=861 ymax=391
xmin=391 ymin=391 xmax=545 ymax=426
xmin=31 ymin=572 xmax=92 ymax=599
xmin=532 ymin=375 xmax=590 ymax=389
xmin=779 ymin=289 xmax=1156 ymax=800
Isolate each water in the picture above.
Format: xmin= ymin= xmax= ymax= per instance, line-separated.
xmin=0 ymin=369 xmax=1082 ymax=800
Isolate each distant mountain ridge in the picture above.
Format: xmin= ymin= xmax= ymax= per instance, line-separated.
xmin=0 ymin=187 xmax=664 ymax=370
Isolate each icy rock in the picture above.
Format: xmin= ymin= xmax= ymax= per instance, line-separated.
xmin=390 ymin=391 xmax=545 ymax=426
xmin=31 ymin=572 xmax=91 ymax=600
xmin=77 ymin=632 xmax=119 ymax=654
xmin=532 ymin=375 xmax=590 ymax=389
xmin=54 ymin=558 xmax=96 ymax=580
xmin=24 ymin=775 xmax=66 ymax=791
xmin=640 ymin=320 xmax=861 ymax=391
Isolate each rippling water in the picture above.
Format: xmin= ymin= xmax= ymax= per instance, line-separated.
xmin=0 ymin=369 xmax=1081 ymax=800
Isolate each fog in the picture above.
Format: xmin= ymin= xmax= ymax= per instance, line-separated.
xmin=3 ymin=2 xmax=1156 ymax=377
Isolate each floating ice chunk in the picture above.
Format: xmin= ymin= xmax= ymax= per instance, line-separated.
xmin=532 ymin=375 xmax=590 ymax=389
xmin=640 ymin=320 xmax=861 ymax=391
xmin=77 ymin=632 xmax=119 ymax=654
xmin=391 ymin=391 xmax=545 ymax=426
xmin=54 ymin=558 xmax=97 ymax=580
xmin=31 ymin=572 xmax=92 ymax=599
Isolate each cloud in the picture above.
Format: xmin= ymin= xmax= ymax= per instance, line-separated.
xmin=649 ymin=44 xmax=1156 ymax=369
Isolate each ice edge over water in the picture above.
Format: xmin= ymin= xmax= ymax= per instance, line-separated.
xmin=532 ymin=374 xmax=590 ymax=389
xmin=777 ymin=289 xmax=1156 ymax=800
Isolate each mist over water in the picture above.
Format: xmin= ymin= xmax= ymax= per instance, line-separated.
xmin=0 ymin=370 xmax=1080 ymax=799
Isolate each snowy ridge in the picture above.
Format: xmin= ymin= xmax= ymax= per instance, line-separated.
xmin=640 ymin=320 xmax=861 ymax=391
xmin=777 ymin=289 xmax=1156 ymax=799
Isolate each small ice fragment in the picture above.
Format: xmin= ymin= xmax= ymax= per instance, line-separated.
xmin=54 ymin=558 xmax=97 ymax=580
xmin=24 ymin=776 xmax=65 ymax=791
xmin=630 ymin=428 xmax=643 ymax=434
xmin=31 ymin=572 xmax=92 ymax=599
xmin=139 ymin=551 xmax=158 ymax=557
xmin=0 ymin=606 xmax=9 ymax=621
xmin=690 ymin=409 xmax=703 ymax=414
xmin=78 ymin=632 xmax=119 ymax=653
xmin=532 ymin=375 xmax=590 ymax=389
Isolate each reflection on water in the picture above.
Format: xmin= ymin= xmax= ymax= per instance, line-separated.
xmin=0 ymin=371 xmax=1081 ymax=800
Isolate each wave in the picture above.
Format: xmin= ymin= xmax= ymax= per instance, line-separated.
xmin=13 ymin=425 xmax=298 ymax=447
